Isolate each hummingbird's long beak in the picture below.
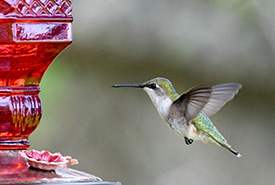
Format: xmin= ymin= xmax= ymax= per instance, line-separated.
xmin=112 ymin=84 xmax=143 ymax=88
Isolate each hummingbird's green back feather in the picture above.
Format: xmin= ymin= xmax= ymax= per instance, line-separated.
xmin=193 ymin=112 xmax=239 ymax=156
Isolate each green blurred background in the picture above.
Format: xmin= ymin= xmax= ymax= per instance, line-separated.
xmin=31 ymin=0 xmax=274 ymax=185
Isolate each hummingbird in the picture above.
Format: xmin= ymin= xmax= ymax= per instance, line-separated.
xmin=113 ymin=77 xmax=242 ymax=157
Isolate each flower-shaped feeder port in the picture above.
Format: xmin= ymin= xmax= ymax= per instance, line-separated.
xmin=20 ymin=150 xmax=78 ymax=171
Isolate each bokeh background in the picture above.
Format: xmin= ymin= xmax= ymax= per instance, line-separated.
xmin=31 ymin=0 xmax=274 ymax=185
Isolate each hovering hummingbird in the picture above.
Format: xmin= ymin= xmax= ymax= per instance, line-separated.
xmin=112 ymin=77 xmax=242 ymax=157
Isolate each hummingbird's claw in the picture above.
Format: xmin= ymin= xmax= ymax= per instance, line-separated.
xmin=184 ymin=137 xmax=193 ymax=145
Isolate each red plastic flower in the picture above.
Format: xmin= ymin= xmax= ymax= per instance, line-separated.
xmin=20 ymin=150 xmax=78 ymax=171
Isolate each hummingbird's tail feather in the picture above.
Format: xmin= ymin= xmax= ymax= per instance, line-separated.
xmin=215 ymin=140 xmax=241 ymax=158
xmin=201 ymin=135 xmax=241 ymax=158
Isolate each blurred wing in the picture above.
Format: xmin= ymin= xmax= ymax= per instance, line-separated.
xmin=201 ymin=83 xmax=242 ymax=117
xmin=172 ymin=85 xmax=212 ymax=124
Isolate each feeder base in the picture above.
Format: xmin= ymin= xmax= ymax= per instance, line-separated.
xmin=0 ymin=150 xmax=120 ymax=185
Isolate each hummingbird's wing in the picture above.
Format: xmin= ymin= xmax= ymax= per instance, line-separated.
xmin=201 ymin=83 xmax=242 ymax=117
xmin=172 ymin=85 xmax=212 ymax=124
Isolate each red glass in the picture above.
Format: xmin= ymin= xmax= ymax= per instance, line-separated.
xmin=0 ymin=0 xmax=72 ymax=149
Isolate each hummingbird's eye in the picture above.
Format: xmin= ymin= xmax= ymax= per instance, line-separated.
xmin=148 ymin=83 xmax=157 ymax=89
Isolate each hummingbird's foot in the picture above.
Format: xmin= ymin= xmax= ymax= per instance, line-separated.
xmin=184 ymin=137 xmax=193 ymax=145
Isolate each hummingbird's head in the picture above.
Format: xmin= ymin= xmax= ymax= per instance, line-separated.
xmin=113 ymin=77 xmax=179 ymax=119
xmin=113 ymin=77 xmax=179 ymax=105
xmin=140 ymin=77 xmax=179 ymax=101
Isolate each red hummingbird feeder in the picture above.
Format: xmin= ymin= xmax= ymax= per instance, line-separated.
xmin=0 ymin=1 xmax=120 ymax=184
xmin=0 ymin=0 xmax=72 ymax=149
